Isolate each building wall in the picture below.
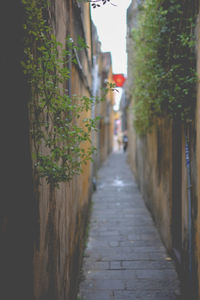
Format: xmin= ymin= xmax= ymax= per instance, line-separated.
xmin=126 ymin=0 xmax=200 ymax=298
xmin=32 ymin=1 xmax=94 ymax=300
xmin=99 ymin=52 xmax=114 ymax=163
xmin=195 ymin=11 xmax=200 ymax=298
xmin=0 ymin=1 xmax=97 ymax=300
xmin=91 ymin=29 xmax=115 ymax=169
xmin=126 ymin=0 xmax=139 ymax=175
xmin=0 ymin=2 xmax=35 ymax=300
xmin=127 ymin=117 xmax=173 ymax=250
xmin=0 ymin=2 xmax=115 ymax=300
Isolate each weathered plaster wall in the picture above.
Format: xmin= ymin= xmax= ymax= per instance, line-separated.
xmin=127 ymin=115 xmax=173 ymax=250
xmin=0 ymin=1 xmax=114 ymax=300
xmin=99 ymin=52 xmax=114 ymax=163
xmin=126 ymin=0 xmax=200 ymax=298
xmin=0 ymin=1 xmax=94 ymax=300
xmin=32 ymin=1 xmax=93 ymax=300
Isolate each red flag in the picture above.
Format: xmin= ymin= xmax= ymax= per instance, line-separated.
xmin=112 ymin=74 xmax=126 ymax=87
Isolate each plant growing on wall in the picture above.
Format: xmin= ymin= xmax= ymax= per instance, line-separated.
xmin=22 ymin=0 xmax=115 ymax=186
xmin=132 ymin=0 xmax=198 ymax=134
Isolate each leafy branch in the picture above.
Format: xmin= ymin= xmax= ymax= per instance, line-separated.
xmin=22 ymin=0 xmax=115 ymax=186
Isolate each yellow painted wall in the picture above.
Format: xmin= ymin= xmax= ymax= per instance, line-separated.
xmin=32 ymin=1 xmax=93 ymax=300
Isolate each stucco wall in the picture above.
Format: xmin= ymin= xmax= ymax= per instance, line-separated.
xmin=0 ymin=1 xmax=114 ymax=300
xmin=126 ymin=0 xmax=200 ymax=297
xmin=127 ymin=112 xmax=173 ymax=250
xmin=32 ymin=1 xmax=93 ymax=300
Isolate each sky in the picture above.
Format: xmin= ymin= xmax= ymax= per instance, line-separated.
xmin=90 ymin=0 xmax=132 ymax=110
xmin=91 ymin=0 xmax=132 ymax=75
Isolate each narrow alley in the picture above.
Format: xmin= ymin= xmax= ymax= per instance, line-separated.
xmin=2 ymin=1 xmax=200 ymax=300
xmin=79 ymin=151 xmax=181 ymax=300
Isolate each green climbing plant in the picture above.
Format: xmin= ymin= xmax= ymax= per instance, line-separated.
xmin=132 ymin=0 xmax=198 ymax=134
xmin=22 ymin=0 xmax=115 ymax=186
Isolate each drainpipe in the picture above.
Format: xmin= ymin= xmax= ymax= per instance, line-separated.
xmin=184 ymin=126 xmax=193 ymax=285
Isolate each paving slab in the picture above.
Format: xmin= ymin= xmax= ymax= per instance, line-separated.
xmin=79 ymin=151 xmax=181 ymax=300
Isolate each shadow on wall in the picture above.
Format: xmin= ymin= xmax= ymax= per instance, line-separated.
xmin=0 ymin=2 xmax=34 ymax=300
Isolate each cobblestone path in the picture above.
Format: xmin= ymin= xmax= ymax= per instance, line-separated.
xmin=79 ymin=151 xmax=181 ymax=300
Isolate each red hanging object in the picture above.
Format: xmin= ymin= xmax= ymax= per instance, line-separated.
xmin=112 ymin=74 xmax=126 ymax=87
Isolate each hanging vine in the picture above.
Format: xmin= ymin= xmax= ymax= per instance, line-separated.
xmin=22 ymin=0 xmax=115 ymax=186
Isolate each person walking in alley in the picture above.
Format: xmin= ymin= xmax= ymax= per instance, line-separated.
xmin=123 ymin=132 xmax=128 ymax=152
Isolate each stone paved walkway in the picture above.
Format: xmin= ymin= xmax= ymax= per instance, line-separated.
xmin=79 ymin=151 xmax=181 ymax=300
